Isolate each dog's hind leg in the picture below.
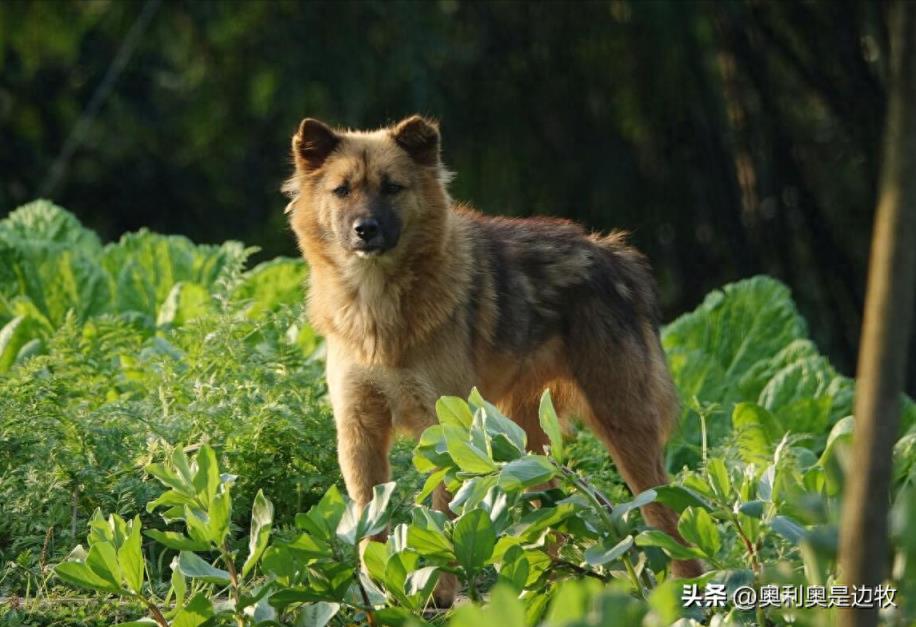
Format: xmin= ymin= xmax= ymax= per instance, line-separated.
xmin=569 ymin=328 xmax=703 ymax=578
xmin=429 ymin=485 xmax=459 ymax=607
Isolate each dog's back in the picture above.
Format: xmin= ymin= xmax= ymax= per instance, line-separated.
xmin=285 ymin=115 xmax=701 ymax=583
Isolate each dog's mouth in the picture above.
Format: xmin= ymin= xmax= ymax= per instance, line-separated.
xmin=354 ymin=246 xmax=384 ymax=258
xmin=349 ymin=232 xmax=400 ymax=258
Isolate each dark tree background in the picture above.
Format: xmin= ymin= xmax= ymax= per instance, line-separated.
xmin=0 ymin=0 xmax=912 ymax=392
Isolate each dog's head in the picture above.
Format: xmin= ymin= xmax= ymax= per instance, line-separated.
xmin=284 ymin=115 xmax=450 ymax=264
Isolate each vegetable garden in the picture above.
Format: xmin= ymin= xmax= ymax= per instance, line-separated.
xmin=1 ymin=201 xmax=914 ymax=626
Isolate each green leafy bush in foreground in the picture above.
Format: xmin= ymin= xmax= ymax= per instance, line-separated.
xmin=1 ymin=201 xmax=915 ymax=625
xmin=49 ymin=389 xmax=916 ymax=626
xmin=0 ymin=201 xmax=340 ymax=596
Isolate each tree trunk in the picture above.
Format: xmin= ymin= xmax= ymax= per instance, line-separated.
xmin=838 ymin=3 xmax=916 ymax=626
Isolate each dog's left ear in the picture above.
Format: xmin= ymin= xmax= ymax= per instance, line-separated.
xmin=292 ymin=118 xmax=340 ymax=172
xmin=391 ymin=115 xmax=440 ymax=166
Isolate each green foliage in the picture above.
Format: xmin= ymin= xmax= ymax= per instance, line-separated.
xmin=662 ymin=276 xmax=872 ymax=468
xmin=0 ymin=203 xmax=336 ymax=597
xmin=3 ymin=203 xmax=916 ymax=625
xmin=47 ymin=382 xmax=915 ymax=625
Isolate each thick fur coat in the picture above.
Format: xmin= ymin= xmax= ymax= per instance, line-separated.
xmin=284 ymin=116 xmax=702 ymax=591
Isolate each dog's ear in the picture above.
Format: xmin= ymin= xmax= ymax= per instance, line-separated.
xmin=391 ymin=115 xmax=440 ymax=166
xmin=292 ymin=118 xmax=340 ymax=171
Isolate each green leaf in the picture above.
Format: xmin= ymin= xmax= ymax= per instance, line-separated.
xmin=774 ymin=396 xmax=832 ymax=437
xmin=662 ymin=276 xmax=807 ymax=379
xmin=14 ymin=245 xmax=111 ymax=325
xmin=170 ymin=556 xmax=186 ymax=611
xmin=449 ymin=475 xmax=497 ymax=515
xmin=382 ymin=551 xmax=420 ymax=602
xmin=611 ymin=489 xmax=657 ymax=524
xmin=584 ymin=534 xmax=634 ymax=566
xmin=54 ymin=561 xmax=122 ymax=594
xmin=759 ymin=355 xmax=835 ymax=412
xmin=0 ymin=316 xmax=34 ymax=372
xmin=183 ymin=507 xmax=212 ymax=546
xmin=192 ymin=445 xmax=220 ymax=508
xmin=538 ymin=389 xmax=564 ymax=461
xmin=468 ymin=388 xmax=528 ymax=452
xmin=819 ymin=416 xmax=854 ymax=466
xmin=635 ymin=530 xmax=704 ymax=560
xmin=654 ymin=485 xmax=714 ymax=513
xmin=144 ymin=530 xmax=210 ymax=552
xmin=336 ymin=500 xmax=361 ymax=546
xmin=738 ymin=339 xmax=819 ymax=400
xmin=360 ymin=482 xmax=396 ymax=539
xmin=436 ymin=396 xmax=474 ymax=428
xmin=296 ymin=484 xmax=346 ymax=541
xmin=261 ymin=545 xmax=301 ymax=581
xmin=294 ymin=602 xmax=340 ymax=627
xmin=407 ymin=525 xmax=455 ymax=561
xmin=117 ymin=516 xmax=144 ymax=593
xmin=758 ymin=465 xmax=775 ymax=501
xmin=170 ymin=449 xmax=195 ymax=485
xmin=404 ymin=565 xmax=439 ymax=604
xmin=677 ymin=507 xmax=721 ymax=558
xmin=738 ymin=500 xmax=767 ymax=519
xmin=86 ymin=541 xmax=122 ymax=591
xmin=498 ymin=456 xmax=556 ymax=491
xmin=453 ymin=509 xmax=496 ymax=575
xmin=230 ymin=257 xmax=307 ymax=318
xmin=443 ymin=423 xmax=498 ymax=474
xmin=507 ymin=503 xmax=575 ymax=543
xmin=87 ymin=509 xmax=113 ymax=546
xmin=177 ymin=551 xmax=231 ymax=585
xmin=172 ymin=592 xmax=215 ymax=627
xmin=286 ymin=532 xmax=332 ymax=559
xmin=156 ymin=281 xmax=213 ymax=327
xmin=543 ymin=579 xmax=605 ymax=624
xmin=413 ymin=424 xmax=452 ymax=472
xmin=416 ymin=467 xmax=449 ymax=504
xmin=0 ymin=201 xmax=101 ymax=250
xmin=449 ymin=583 xmax=526 ymax=627
xmin=770 ymin=515 xmax=805 ymax=544
xmin=242 ymin=489 xmax=274 ymax=577
xmin=497 ymin=545 xmax=530 ymax=591
xmin=662 ymin=277 xmax=808 ymax=463
xmin=145 ymin=487 xmax=196 ymax=513
xmin=732 ymin=403 xmax=781 ymax=464
xmin=479 ymin=404 xmax=527 ymax=454
xmin=706 ymin=457 xmax=731 ymax=501
xmin=647 ymin=577 xmax=706 ymax=625
xmin=361 ymin=541 xmax=389 ymax=585
xmin=208 ymin=490 xmax=231 ymax=546
xmin=101 ymin=230 xmax=248 ymax=318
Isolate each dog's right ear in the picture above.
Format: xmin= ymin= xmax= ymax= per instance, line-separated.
xmin=391 ymin=115 xmax=440 ymax=166
xmin=292 ymin=118 xmax=340 ymax=171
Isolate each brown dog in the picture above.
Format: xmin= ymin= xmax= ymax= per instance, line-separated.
xmin=283 ymin=115 xmax=702 ymax=595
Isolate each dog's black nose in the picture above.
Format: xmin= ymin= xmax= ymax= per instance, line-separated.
xmin=354 ymin=218 xmax=380 ymax=242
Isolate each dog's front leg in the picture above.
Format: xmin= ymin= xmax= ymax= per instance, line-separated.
xmin=328 ymin=367 xmax=393 ymax=516
xmin=335 ymin=397 xmax=392 ymax=512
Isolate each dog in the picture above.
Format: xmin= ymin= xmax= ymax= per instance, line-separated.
xmin=283 ymin=115 xmax=703 ymax=600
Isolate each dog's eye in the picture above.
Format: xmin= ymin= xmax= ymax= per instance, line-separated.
xmin=332 ymin=185 xmax=350 ymax=198
xmin=381 ymin=181 xmax=404 ymax=195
